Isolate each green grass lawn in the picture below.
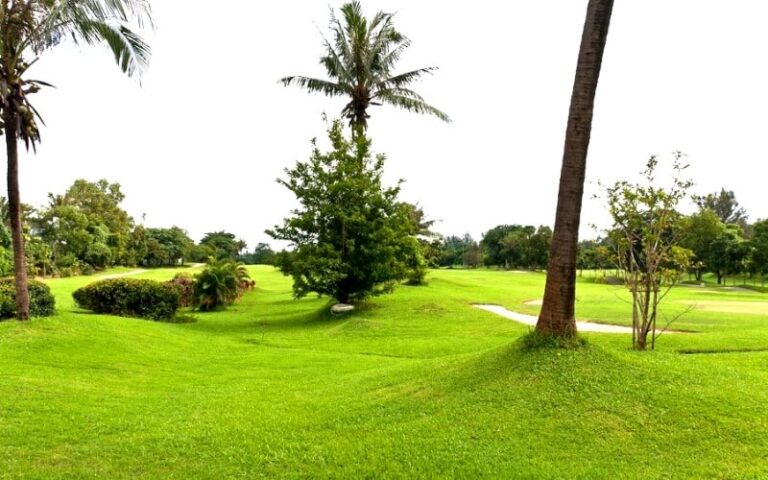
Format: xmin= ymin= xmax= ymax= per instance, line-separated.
xmin=2 ymin=266 xmax=768 ymax=479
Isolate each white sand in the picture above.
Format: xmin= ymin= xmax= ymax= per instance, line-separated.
xmin=474 ymin=304 xmax=681 ymax=334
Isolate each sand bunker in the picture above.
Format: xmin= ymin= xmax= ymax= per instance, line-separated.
xmin=474 ymin=304 xmax=681 ymax=334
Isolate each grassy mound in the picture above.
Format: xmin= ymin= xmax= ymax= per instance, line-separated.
xmin=1 ymin=266 xmax=767 ymax=478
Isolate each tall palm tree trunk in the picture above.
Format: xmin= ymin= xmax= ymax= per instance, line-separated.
xmin=4 ymin=111 xmax=30 ymax=321
xmin=536 ymin=0 xmax=614 ymax=337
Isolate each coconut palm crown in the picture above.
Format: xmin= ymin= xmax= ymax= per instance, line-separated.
xmin=0 ymin=0 xmax=152 ymax=320
xmin=281 ymin=1 xmax=449 ymax=129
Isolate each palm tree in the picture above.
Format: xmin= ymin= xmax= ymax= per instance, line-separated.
xmin=281 ymin=1 xmax=449 ymax=130
xmin=536 ymin=0 xmax=615 ymax=338
xmin=0 ymin=0 xmax=151 ymax=320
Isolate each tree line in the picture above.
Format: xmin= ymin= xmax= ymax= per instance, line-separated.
xmin=0 ymin=178 xmax=273 ymax=278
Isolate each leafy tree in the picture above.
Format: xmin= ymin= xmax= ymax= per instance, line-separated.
xmin=707 ymin=225 xmax=746 ymax=285
xmin=0 ymin=1 xmax=151 ymax=319
xmin=481 ymin=225 xmax=518 ymax=267
xmin=58 ymin=179 xmax=134 ymax=264
xmin=576 ymin=239 xmax=613 ymax=271
xmin=694 ymin=188 xmax=748 ymax=227
xmin=240 ymin=243 xmax=277 ymax=265
xmin=31 ymin=179 xmax=135 ymax=272
xmin=679 ymin=209 xmax=726 ymax=281
xmin=281 ymin=1 xmax=449 ymax=129
xmin=749 ymin=220 xmax=768 ymax=278
xmin=538 ymin=0 xmax=615 ymax=339
xmin=438 ymin=234 xmax=479 ymax=268
xmin=142 ymin=227 xmax=193 ymax=266
xmin=267 ymin=119 xmax=419 ymax=303
xmin=604 ymin=155 xmax=693 ymax=350
xmin=200 ymin=231 xmax=247 ymax=261
xmin=481 ymin=225 xmax=552 ymax=269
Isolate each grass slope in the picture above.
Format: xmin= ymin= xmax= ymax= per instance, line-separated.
xmin=1 ymin=267 xmax=767 ymax=479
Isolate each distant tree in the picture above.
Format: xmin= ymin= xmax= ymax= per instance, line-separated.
xmin=679 ymin=209 xmax=726 ymax=281
xmin=142 ymin=227 xmax=193 ymax=266
xmin=267 ymin=119 xmax=419 ymax=303
xmin=1 ymin=1 xmax=152 ymax=319
xmin=438 ymin=234 xmax=478 ymax=267
xmin=604 ymin=155 xmax=693 ymax=350
xmin=537 ymin=0 xmax=615 ymax=339
xmin=576 ymin=239 xmax=613 ymax=271
xmin=749 ymin=220 xmax=768 ymax=278
xmin=59 ymin=180 xmax=134 ymax=263
xmin=281 ymin=1 xmax=449 ymax=129
xmin=481 ymin=225 xmax=552 ymax=269
xmin=200 ymin=231 xmax=246 ymax=261
xmin=240 ymin=243 xmax=277 ymax=265
xmin=481 ymin=225 xmax=517 ymax=267
xmin=463 ymin=243 xmax=483 ymax=268
xmin=707 ymin=225 xmax=746 ymax=285
xmin=693 ymin=189 xmax=748 ymax=228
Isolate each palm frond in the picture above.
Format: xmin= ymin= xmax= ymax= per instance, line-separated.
xmin=281 ymin=76 xmax=350 ymax=97
xmin=372 ymin=87 xmax=425 ymax=102
xmin=377 ymin=67 xmax=438 ymax=90
xmin=375 ymin=90 xmax=451 ymax=123
xmin=76 ymin=20 xmax=150 ymax=76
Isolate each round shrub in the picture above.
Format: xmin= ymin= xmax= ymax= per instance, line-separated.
xmin=164 ymin=273 xmax=195 ymax=308
xmin=73 ymin=278 xmax=180 ymax=321
xmin=0 ymin=278 xmax=56 ymax=320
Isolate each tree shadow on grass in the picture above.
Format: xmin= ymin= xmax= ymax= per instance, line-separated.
xmin=185 ymin=300 xmax=363 ymax=336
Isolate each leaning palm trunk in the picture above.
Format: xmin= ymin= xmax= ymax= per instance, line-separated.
xmin=536 ymin=0 xmax=614 ymax=337
xmin=4 ymin=111 xmax=30 ymax=320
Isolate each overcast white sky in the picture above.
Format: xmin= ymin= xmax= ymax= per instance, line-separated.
xmin=13 ymin=0 xmax=768 ymax=249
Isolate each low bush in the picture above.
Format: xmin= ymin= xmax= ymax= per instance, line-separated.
xmin=0 ymin=278 xmax=56 ymax=320
xmin=73 ymin=278 xmax=180 ymax=321
xmin=164 ymin=273 xmax=196 ymax=308
xmin=194 ymin=260 xmax=251 ymax=311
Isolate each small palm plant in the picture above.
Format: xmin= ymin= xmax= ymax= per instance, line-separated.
xmin=193 ymin=259 xmax=252 ymax=312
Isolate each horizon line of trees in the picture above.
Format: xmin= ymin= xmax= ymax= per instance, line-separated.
xmin=0 ymin=178 xmax=277 ymax=279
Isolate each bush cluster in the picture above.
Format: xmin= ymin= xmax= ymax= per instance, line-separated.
xmin=0 ymin=278 xmax=56 ymax=320
xmin=72 ymin=278 xmax=180 ymax=321
xmin=164 ymin=273 xmax=196 ymax=308
xmin=193 ymin=260 xmax=253 ymax=311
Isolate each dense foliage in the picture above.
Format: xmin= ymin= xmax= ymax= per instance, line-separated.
xmin=239 ymin=243 xmax=277 ymax=265
xmin=199 ymin=231 xmax=247 ymax=261
xmin=480 ymin=225 xmax=552 ymax=269
xmin=73 ymin=278 xmax=180 ymax=321
xmin=268 ymin=120 xmax=421 ymax=303
xmin=193 ymin=260 xmax=253 ymax=311
xmin=164 ymin=273 xmax=196 ymax=308
xmin=0 ymin=278 xmax=54 ymax=320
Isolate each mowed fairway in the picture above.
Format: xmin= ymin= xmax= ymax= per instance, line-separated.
xmin=2 ymin=267 xmax=768 ymax=479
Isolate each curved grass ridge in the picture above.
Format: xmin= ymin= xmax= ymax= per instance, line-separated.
xmin=1 ymin=266 xmax=768 ymax=478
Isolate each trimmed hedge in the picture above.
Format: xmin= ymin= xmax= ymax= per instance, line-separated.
xmin=0 ymin=278 xmax=56 ymax=320
xmin=73 ymin=278 xmax=180 ymax=321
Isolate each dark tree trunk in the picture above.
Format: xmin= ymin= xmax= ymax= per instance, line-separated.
xmin=536 ymin=0 xmax=614 ymax=337
xmin=4 ymin=110 xmax=30 ymax=320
